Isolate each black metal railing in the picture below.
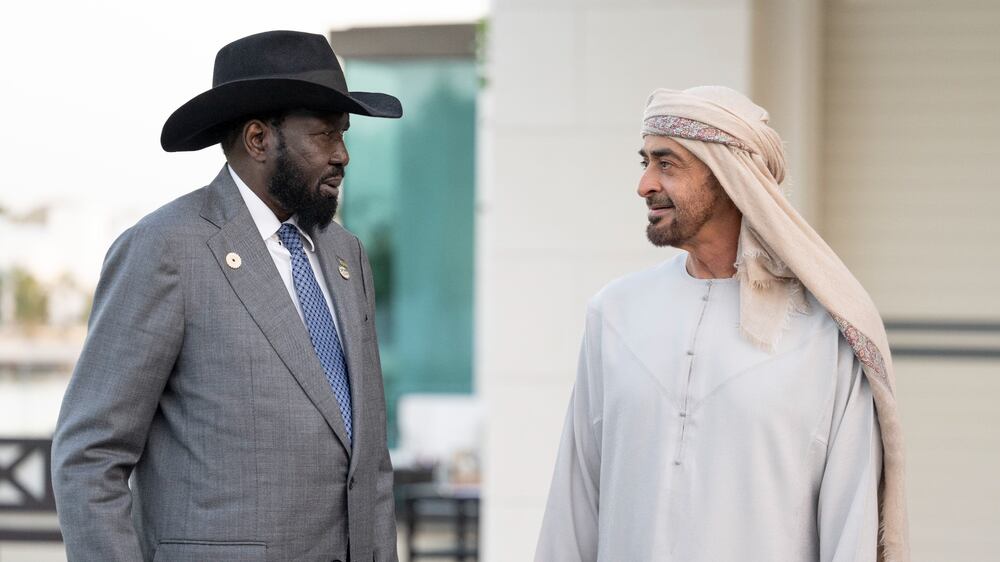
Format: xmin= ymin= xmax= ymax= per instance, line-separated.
xmin=0 ymin=437 xmax=62 ymax=542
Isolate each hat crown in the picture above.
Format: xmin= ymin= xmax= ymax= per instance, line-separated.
xmin=212 ymin=30 xmax=347 ymax=91
xmin=162 ymin=29 xmax=401 ymax=152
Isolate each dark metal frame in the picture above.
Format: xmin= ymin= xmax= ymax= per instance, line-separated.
xmin=402 ymin=485 xmax=479 ymax=562
xmin=0 ymin=438 xmax=62 ymax=542
xmin=886 ymin=319 xmax=1000 ymax=359
xmin=0 ymin=528 xmax=63 ymax=542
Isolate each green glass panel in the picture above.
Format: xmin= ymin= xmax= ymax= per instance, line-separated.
xmin=342 ymin=59 xmax=476 ymax=446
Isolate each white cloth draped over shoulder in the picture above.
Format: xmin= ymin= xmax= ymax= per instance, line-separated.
xmin=534 ymin=255 xmax=882 ymax=562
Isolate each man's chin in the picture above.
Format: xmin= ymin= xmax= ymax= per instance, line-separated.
xmin=296 ymin=200 xmax=339 ymax=232
xmin=646 ymin=224 xmax=678 ymax=247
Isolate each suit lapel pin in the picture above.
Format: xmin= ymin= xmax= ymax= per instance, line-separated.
xmin=225 ymin=252 xmax=242 ymax=269
xmin=337 ymin=258 xmax=350 ymax=280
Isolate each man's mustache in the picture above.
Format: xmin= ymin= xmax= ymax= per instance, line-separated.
xmin=324 ymin=165 xmax=346 ymax=180
xmin=646 ymin=195 xmax=675 ymax=209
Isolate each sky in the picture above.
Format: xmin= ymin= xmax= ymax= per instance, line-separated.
xmin=0 ymin=0 xmax=488 ymax=214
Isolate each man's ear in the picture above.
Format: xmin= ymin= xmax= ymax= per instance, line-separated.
xmin=242 ymin=119 xmax=274 ymax=163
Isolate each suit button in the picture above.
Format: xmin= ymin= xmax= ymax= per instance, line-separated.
xmin=349 ymin=477 xmax=356 ymax=490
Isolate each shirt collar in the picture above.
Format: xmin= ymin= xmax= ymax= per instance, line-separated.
xmin=229 ymin=165 xmax=316 ymax=252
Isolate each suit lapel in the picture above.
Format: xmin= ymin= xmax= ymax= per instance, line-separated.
xmin=201 ymin=167 xmax=352 ymax=454
xmin=313 ymin=226 xmax=368 ymax=476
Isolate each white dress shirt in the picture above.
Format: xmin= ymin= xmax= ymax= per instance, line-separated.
xmin=535 ymin=253 xmax=881 ymax=562
xmin=229 ymin=165 xmax=340 ymax=332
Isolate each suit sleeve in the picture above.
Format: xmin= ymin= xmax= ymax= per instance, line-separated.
xmin=51 ymin=224 xmax=184 ymax=561
xmin=534 ymin=304 xmax=603 ymax=562
xmin=818 ymin=337 xmax=883 ymax=562
xmin=358 ymin=237 xmax=399 ymax=562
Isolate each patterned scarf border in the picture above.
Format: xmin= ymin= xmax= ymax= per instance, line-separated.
xmin=832 ymin=314 xmax=891 ymax=392
xmin=642 ymin=115 xmax=755 ymax=153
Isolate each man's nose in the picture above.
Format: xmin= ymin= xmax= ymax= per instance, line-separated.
xmin=330 ymin=141 xmax=349 ymax=166
xmin=637 ymin=168 xmax=660 ymax=198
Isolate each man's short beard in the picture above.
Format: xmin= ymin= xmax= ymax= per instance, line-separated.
xmin=646 ymin=175 xmax=727 ymax=248
xmin=267 ymin=133 xmax=339 ymax=233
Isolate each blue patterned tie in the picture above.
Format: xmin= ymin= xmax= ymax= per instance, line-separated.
xmin=277 ymin=223 xmax=353 ymax=442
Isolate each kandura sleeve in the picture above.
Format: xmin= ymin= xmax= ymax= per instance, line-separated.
xmin=818 ymin=337 xmax=883 ymax=562
xmin=535 ymin=305 xmax=603 ymax=562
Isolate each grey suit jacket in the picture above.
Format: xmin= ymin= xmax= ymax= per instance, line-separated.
xmin=52 ymin=167 xmax=398 ymax=562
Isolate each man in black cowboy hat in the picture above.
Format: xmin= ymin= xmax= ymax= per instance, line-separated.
xmin=52 ymin=30 xmax=402 ymax=562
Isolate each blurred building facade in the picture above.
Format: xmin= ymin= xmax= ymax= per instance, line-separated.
xmin=478 ymin=0 xmax=999 ymax=561
xmin=331 ymin=24 xmax=480 ymax=450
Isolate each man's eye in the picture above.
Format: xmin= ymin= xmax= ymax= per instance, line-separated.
xmin=659 ymin=161 xmax=672 ymax=170
xmin=640 ymin=160 xmax=649 ymax=169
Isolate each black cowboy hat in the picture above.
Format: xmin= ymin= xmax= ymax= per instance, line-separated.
xmin=161 ymin=30 xmax=402 ymax=152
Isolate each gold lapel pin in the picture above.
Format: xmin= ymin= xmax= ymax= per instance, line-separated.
xmin=225 ymin=252 xmax=242 ymax=269
xmin=338 ymin=258 xmax=350 ymax=280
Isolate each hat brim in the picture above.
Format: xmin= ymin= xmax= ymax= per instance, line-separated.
xmin=161 ymin=78 xmax=402 ymax=152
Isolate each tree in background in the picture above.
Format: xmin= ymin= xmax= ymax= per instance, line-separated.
xmin=3 ymin=268 xmax=49 ymax=327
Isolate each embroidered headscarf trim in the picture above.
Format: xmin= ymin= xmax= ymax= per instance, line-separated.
xmin=643 ymin=115 xmax=755 ymax=153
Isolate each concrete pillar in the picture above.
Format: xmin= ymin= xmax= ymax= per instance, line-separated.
xmin=752 ymin=0 xmax=825 ymax=229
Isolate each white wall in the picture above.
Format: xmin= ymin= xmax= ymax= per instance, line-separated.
xmin=477 ymin=1 xmax=753 ymax=560
xmin=822 ymin=0 xmax=1000 ymax=321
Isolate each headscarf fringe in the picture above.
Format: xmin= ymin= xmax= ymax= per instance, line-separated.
xmin=787 ymin=280 xmax=810 ymax=316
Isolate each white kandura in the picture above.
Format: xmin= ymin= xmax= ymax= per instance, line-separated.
xmin=535 ymin=254 xmax=881 ymax=562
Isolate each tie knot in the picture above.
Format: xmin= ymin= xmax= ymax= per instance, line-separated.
xmin=277 ymin=223 xmax=303 ymax=252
